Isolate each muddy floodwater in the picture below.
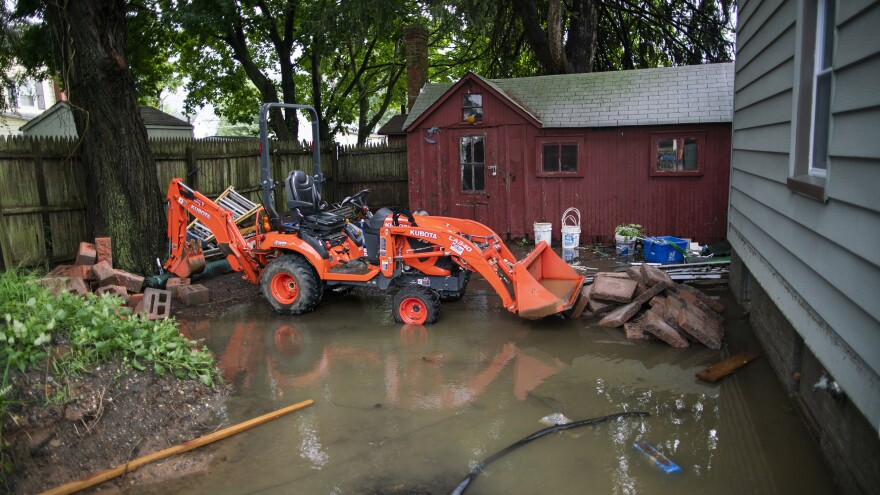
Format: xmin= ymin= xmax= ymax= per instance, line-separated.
xmin=145 ymin=267 xmax=837 ymax=494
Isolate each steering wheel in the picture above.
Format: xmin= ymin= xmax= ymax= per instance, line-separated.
xmin=392 ymin=209 xmax=417 ymax=227
xmin=341 ymin=188 xmax=371 ymax=208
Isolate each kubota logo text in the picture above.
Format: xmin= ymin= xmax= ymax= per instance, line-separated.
xmin=189 ymin=204 xmax=211 ymax=219
xmin=410 ymin=229 xmax=437 ymax=240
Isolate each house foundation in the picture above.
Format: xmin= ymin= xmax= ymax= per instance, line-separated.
xmin=730 ymin=251 xmax=880 ymax=495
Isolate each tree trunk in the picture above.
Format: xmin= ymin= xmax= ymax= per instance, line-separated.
xmin=566 ymin=0 xmax=599 ymax=73
xmin=47 ymin=0 xmax=165 ymax=275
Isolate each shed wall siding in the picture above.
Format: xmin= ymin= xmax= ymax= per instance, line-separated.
xmin=730 ymin=0 xmax=880 ymax=433
xmin=407 ymin=83 xmax=731 ymax=244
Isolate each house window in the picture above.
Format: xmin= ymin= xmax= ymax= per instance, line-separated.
xmin=462 ymin=94 xmax=483 ymax=122
xmin=16 ymin=79 xmax=45 ymax=110
xmin=650 ymin=134 xmax=704 ymax=176
xmin=542 ymin=143 xmax=578 ymax=173
xmin=789 ymin=0 xmax=836 ymax=201
xmin=460 ymin=135 xmax=485 ymax=192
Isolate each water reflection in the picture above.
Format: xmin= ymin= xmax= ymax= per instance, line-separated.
xmin=213 ymin=321 xmax=567 ymax=411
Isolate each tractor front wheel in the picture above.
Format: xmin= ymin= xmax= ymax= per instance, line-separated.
xmin=261 ymin=255 xmax=322 ymax=315
xmin=392 ymin=285 xmax=441 ymax=325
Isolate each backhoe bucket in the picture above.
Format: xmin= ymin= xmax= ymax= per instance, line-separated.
xmin=512 ymin=242 xmax=585 ymax=319
xmin=167 ymin=239 xmax=206 ymax=278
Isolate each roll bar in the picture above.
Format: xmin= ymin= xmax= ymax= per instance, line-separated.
xmin=258 ymin=103 xmax=322 ymax=223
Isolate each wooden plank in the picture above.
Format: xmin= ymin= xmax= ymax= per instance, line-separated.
xmin=696 ymin=351 xmax=760 ymax=383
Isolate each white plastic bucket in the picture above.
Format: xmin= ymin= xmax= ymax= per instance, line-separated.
xmin=534 ymin=222 xmax=552 ymax=246
xmin=615 ymin=234 xmax=636 ymax=255
xmin=561 ymin=208 xmax=581 ymax=249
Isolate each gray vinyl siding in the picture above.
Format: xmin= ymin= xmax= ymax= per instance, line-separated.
xmin=730 ymin=0 xmax=880 ymax=430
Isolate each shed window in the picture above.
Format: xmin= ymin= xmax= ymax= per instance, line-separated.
xmin=650 ymin=134 xmax=704 ymax=176
xmin=462 ymin=94 xmax=483 ymax=122
xmin=460 ymin=135 xmax=485 ymax=192
xmin=542 ymin=143 xmax=578 ymax=173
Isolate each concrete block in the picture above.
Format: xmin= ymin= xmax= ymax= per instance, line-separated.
xmin=94 ymin=237 xmax=112 ymax=266
xmin=568 ymin=285 xmax=591 ymax=319
xmin=75 ymin=242 xmax=97 ymax=266
xmin=91 ymin=260 xmax=117 ymax=286
xmin=166 ymin=277 xmax=191 ymax=298
xmin=591 ymin=274 xmax=638 ymax=303
xmin=95 ymin=285 xmax=130 ymax=302
xmin=633 ymin=281 xmax=667 ymax=306
xmin=113 ymin=270 xmax=144 ymax=294
xmin=598 ymin=300 xmax=641 ymax=328
xmin=641 ymin=264 xmax=675 ymax=289
xmin=178 ymin=284 xmax=209 ymax=306
xmin=624 ymin=315 xmax=652 ymax=341
xmin=674 ymin=298 xmax=723 ymax=349
xmin=643 ymin=309 xmax=689 ymax=348
xmin=587 ymin=297 xmax=615 ymax=315
xmin=142 ymin=288 xmax=172 ymax=320
xmin=678 ymin=283 xmax=724 ymax=313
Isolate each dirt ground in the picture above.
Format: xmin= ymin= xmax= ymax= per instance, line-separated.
xmin=3 ymin=272 xmax=253 ymax=495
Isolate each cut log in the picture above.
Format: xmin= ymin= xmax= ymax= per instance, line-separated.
xmin=696 ymin=352 xmax=760 ymax=382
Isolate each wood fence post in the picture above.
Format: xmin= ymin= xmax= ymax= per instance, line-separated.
xmin=32 ymin=138 xmax=52 ymax=262
xmin=186 ymin=142 xmax=198 ymax=190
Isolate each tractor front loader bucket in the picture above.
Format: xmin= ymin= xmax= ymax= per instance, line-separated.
xmin=167 ymin=239 xmax=206 ymax=278
xmin=512 ymin=242 xmax=585 ymax=319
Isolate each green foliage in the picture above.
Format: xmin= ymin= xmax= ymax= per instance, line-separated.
xmin=0 ymin=270 xmax=218 ymax=386
xmin=615 ymin=223 xmax=645 ymax=238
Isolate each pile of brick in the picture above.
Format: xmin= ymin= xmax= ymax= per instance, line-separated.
xmin=35 ymin=238 xmax=209 ymax=320
xmin=570 ymin=264 xmax=725 ymax=349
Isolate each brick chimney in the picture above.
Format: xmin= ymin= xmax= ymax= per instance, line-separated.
xmin=404 ymin=24 xmax=428 ymax=112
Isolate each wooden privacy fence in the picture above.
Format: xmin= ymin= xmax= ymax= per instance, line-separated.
xmin=0 ymin=136 xmax=408 ymax=269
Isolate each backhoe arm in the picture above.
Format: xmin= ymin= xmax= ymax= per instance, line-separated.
xmin=165 ymin=179 xmax=262 ymax=283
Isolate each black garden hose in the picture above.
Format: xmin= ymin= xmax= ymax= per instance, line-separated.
xmin=450 ymin=411 xmax=651 ymax=495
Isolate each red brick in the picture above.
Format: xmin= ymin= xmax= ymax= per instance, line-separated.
xmin=626 ymin=266 xmax=644 ymax=283
xmin=69 ymin=264 xmax=95 ymax=281
xmin=568 ymin=285 xmax=592 ymax=319
xmin=114 ymin=270 xmax=144 ymax=294
xmin=178 ymin=284 xmax=209 ymax=305
xmin=75 ymin=242 xmax=97 ymax=266
xmin=633 ymin=281 xmax=667 ymax=306
xmin=94 ymin=237 xmax=112 ymax=267
xmin=32 ymin=277 xmax=69 ymax=293
xmin=49 ymin=264 xmax=74 ymax=277
xmin=676 ymin=289 xmax=723 ymax=324
xmin=91 ymin=260 xmax=117 ymax=285
xmin=649 ymin=295 xmax=667 ymax=308
xmin=142 ymin=288 xmax=172 ymax=320
xmin=591 ymin=274 xmax=638 ymax=303
xmin=66 ymin=277 xmax=90 ymax=296
xmin=601 ymin=271 xmax=631 ymax=279
xmin=643 ymin=309 xmax=689 ymax=348
xmin=641 ymin=264 xmax=675 ymax=289
xmin=598 ymin=300 xmax=642 ymax=328
xmin=677 ymin=283 xmax=724 ymax=314
xmin=128 ymin=293 xmax=145 ymax=310
xmin=95 ymin=285 xmax=130 ymax=302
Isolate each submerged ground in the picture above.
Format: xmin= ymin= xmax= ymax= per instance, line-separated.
xmin=8 ymin=249 xmax=840 ymax=494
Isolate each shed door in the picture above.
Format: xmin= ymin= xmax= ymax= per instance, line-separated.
xmin=446 ymin=129 xmax=505 ymax=228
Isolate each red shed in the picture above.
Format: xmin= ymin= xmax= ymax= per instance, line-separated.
xmin=403 ymin=63 xmax=734 ymax=245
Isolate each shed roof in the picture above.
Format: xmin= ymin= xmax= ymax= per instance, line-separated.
xmin=377 ymin=113 xmax=408 ymax=135
xmin=403 ymin=63 xmax=734 ymax=130
xmin=20 ymin=101 xmax=193 ymax=132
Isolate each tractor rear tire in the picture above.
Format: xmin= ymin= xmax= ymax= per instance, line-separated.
xmin=261 ymin=255 xmax=322 ymax=315
xmin=392 ymin=285 xmax=441 ymax=325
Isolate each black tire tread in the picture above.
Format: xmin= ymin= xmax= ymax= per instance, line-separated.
xmin=392 ymin=285 xmax=441 ymax=324
xmin=261 ymin=254 xmax=322 ymax=315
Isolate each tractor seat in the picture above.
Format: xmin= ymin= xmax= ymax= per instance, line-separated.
xmin=285 ymin=170 xmax=321 ymax=216
xmin=284 ymin=170 xmax=345 ymax=234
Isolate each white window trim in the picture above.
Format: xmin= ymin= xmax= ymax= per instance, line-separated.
xmin=807 ymin=0 xmax=834 ymax=178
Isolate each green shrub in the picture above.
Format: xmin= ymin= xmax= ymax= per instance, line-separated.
xmin=0 ymin=270 xmax=218 ymax=386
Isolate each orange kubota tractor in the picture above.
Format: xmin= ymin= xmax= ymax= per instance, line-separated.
xmin=165 ymin=103 xmax=584 ymax=324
